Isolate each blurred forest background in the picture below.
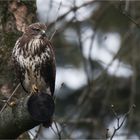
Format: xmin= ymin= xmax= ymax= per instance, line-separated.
xmin=0 ymin=0 xmax=140 ymax=139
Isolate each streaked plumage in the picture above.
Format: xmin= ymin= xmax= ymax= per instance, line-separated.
xmin=12 ymin=23 xmax=56 ymax=96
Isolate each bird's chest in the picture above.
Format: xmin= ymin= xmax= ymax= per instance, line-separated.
xmin=21 ymin=55 xmax=41 ymax=85
xmin=21 ymin=54 xmax=46 ymax=90
xmin=15 ymin=38 xmax=51 ymax=71
xmin=17 ymin=47 xmax=50 ymax=72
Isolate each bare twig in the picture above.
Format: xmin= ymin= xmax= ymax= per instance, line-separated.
xmin=54 ymin=120 xmax=61 ymax=140
xmin=33 ymin=125 xmax=42 ymax=140
xmin=50 ymin=125 xmax=58 ymax=136
xmin=49 ymin=29 xmax=57 ymax=41
xmin=129 ymin=37 xmax=137 ymax=128
xmin=0 ymin=83 xmax=20 ymax=115
xmin=49 ymin=0 xmax=62 ymax=41
xmin=110 ymin=104 xmax=136 ymax=140
xmin=28 ymin=130 xmax=35 ymax=138
xmin=54 ymin=0 xmax=97 ymax=24
xmin=111 ymin=2 xmax=140 ymax=29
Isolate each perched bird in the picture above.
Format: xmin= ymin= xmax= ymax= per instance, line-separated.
xmin=12 ymin=23 xmax=56 ymax=96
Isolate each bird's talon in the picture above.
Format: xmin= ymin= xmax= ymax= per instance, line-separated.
xmin=7 ymin=101 xmax=16 ymax=107
xmin=32 ymin=84 xmax=38 ymax=94
xmin=9 ymin=101 xmax=16 ymax=107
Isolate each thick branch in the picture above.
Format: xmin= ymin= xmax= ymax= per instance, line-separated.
xmin=0 ymin=96 xmax=39 ymax=139
xmin=0 ymin=93 xmax=54 ymax=139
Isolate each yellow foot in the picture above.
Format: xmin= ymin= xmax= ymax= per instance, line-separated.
xmin=4 ymin=101 xmax=16 ymax=107
xmin=9 ymin=101 xmax=16 ymax=107
xmin=31 ymin=84 xmax=38 ymax=94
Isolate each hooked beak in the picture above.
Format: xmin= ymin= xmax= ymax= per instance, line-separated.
xmin=40 ymin=30 xmax=46 ymax=37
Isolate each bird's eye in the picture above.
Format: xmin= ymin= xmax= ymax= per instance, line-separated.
xmin=32 ymin=28 xmax=40 ymax=32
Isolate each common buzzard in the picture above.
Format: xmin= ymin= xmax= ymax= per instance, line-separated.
xmin=12 ymin=23 xmax=56 ymax=96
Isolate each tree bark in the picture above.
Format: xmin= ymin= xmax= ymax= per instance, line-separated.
xmin=0 ymin=96 xmax=39 ymax=139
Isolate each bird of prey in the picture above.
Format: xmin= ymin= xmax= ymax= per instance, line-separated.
xmin=12 ymin=23 xmax=56 ymax=96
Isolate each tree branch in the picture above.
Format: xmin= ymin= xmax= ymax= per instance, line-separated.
xmin=0 ymin=96 xmax=38 ymax=139
xmin=0 ymin=93 xmax=54 ymax=139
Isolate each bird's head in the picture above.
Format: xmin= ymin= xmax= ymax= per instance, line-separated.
xmin=25 ymin=23 xmax=48 ymax=39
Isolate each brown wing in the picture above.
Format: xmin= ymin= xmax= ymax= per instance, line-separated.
xmin=40 ymin=43 xmax=56 ymax=96
xmin=12 ymin=55 xmax=28 ymax=93
xmin=12 ymin=38 xmax=28 ymax=93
